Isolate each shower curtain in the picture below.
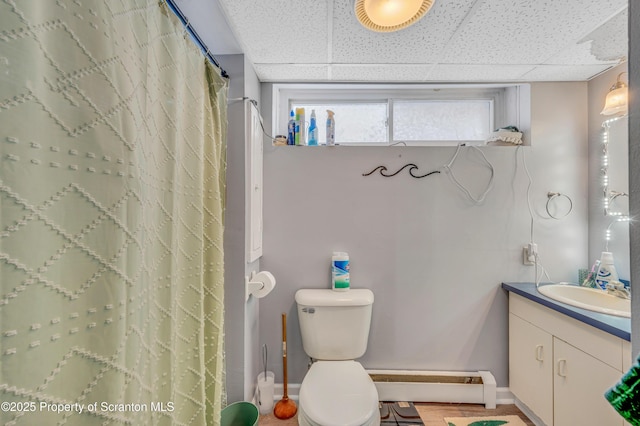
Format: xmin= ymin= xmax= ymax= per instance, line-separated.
xmin=0 ymin=1 xmax=228 ymax=424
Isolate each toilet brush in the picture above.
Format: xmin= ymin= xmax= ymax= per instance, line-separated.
xmin=274 ymin=313 xmax=297 ymax=419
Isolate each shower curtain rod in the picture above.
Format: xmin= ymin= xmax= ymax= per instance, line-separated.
xmin=164 ymin=0 xmax=229 ymax=79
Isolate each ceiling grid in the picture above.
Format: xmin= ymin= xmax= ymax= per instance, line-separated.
xmin=210 ymin=0 xmax=627 ymax=82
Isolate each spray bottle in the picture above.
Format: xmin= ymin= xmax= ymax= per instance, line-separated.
xmin=326 ymin=110 xmax=335 ymax=146
xmin=308 ymin=110 xmax=318 ymax=146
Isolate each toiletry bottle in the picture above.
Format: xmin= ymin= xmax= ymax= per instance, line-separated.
xmin=595 ymin=251 xmax=619 ymax=290
xmin=299 ymin=107 xmax=306 ymax=145
xmin=308 ymin=110 xmax=318 ymax=146
xmin=294 ymin=109 xmax=301 ymax=146
xmin=295 ymin=107 xmax=306 ymax=146
xmin=287 ymin=110 xmax=295 ymax=145
xmin=331 ymin=252 xmax=350 ymax=291
xmin=582 ymin=259 xmax=600 ymax=288
xmin=326 ymin=110 xmax=335 ymax=146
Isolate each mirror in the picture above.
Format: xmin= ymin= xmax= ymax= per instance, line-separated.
xmin=602 ymin=115 xmax=629 ymax=218
xmin=601 ymin=114 xmax=630 ymax=282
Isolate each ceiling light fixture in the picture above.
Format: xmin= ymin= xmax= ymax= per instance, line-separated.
xmin=354 ymin=0 xmax=435 ymax=33
xmin=601 ymin=72 xmax=628 ymax=116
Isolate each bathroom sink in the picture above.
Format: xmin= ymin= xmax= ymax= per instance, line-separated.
xmin=537 ymin=284 xmax=630 ymax=318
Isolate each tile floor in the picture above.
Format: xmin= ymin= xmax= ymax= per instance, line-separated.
xmin=258 ymin=402 xmax=535 ymax=425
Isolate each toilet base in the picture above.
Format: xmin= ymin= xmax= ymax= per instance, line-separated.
xmin=297 ymin=402 xmax=381 ymax=426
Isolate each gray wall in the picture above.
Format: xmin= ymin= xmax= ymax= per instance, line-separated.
xmin=630 ymin=1 xmax=640 ymax=352
xmin=259 ymin=82 xmax=589 ymax=387
xmin=588 ymin=64 xmax=630 ymax=280
xmin=219 ymin=54 xmax=262 ymax=403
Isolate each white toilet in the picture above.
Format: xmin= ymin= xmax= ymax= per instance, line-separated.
xmin=295 ymin=288 xmax=380 ymax=426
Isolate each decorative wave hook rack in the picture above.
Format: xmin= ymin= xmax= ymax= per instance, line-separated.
xmin=362 ymin=163 xmax=440 ymax=179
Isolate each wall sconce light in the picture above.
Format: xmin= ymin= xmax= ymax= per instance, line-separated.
xmin=601 ymin=72 xmax=628 ymax=116
xmin=354 ymin=0 xmax=435 ymax=32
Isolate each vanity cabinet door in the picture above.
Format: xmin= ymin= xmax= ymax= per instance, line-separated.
xmin=553 ymin=338 xmax=623 ymax=426
xmin=509 ymin=313 xmax=554 ymax=426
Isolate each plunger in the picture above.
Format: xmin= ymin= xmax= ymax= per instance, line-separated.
xmin=273 ymin=312 xmax=297 ymax=419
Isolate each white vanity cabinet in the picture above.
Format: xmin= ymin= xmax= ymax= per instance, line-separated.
xmin=552 ymin=338 xmax=623 ymax=426
xmin=509 ymin=293 xmax=630 ymax=426
xmin=509 ymin=312 xmax=554 ymax=425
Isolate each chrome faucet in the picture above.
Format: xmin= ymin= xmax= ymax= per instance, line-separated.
xmin=606 ymin=282 xmax=631 ymax=299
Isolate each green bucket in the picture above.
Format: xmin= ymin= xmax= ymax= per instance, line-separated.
xmin=221 ymin=401 xmax=259 ymax=426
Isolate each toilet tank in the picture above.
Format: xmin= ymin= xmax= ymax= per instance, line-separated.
xmin=295 ymin=289 xmax=374 ymax=360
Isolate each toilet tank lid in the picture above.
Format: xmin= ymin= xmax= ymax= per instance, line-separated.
xmin=295 ymin=289 xmax=374 ymax=307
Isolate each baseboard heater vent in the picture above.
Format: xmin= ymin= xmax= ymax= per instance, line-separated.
xmin=367 ymin=370 xmax=496 ymax=409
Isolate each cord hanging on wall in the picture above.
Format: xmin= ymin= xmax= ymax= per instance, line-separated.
xmin=441 ymin=145 xmax=494 ymax=205
xmin=362 ymin=163 xmax=440 ymax=179
xmin=545 ymin=192 xmax=573 ymax=219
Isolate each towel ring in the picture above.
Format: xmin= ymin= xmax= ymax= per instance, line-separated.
xmin=546 ymin=192 xmax=573 ymax=219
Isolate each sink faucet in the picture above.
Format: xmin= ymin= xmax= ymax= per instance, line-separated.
xmin=606 ymin=282 xmax=631 ymax=300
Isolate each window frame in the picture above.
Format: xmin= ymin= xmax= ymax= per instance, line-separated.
xmin=272 ymin=83 xmax=530 ymax=146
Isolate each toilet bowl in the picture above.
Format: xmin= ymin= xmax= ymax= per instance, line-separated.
xmin=298 ymin=361 xmax=380 ymax=426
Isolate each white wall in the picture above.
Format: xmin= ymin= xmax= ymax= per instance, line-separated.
xmin=588 ymin=64 xmax=630 ymax=281
xmin=218 ymin=54 xmax=262 ymax=403
xmin=258 ymin=82 xmax=589 ymax=387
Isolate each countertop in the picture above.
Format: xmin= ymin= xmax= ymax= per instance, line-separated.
xmin=502 ymin=282 xmax=631 ymax=341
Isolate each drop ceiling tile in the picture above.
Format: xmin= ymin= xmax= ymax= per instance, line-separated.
xmin=544 ymin=8 xmax=627 ymax=65
xmin=331 ymin=0 xmax=475 ymax=64
xmin=440 ymin=0 xmax=628 ymax=65
xmin=330 ymin=64 xmax=435 ymax=82
xmin=578 ymin=8 xmax=628 ymax=63
xmin=217 ymin=0 xmax=328 ymax=63
xmin=253 ymin=64 xmax=329 ymax=82
xmin=521 ymin=64 xmax=614 ymax=81
xmin=543 ymin=42 xmax=619 ymax=67
xmin=426 ymin=65 xmax=534 ymax=82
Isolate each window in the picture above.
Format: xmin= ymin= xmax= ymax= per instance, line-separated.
xmin=393 ymin=100 xmax=492 ymax=143
xmin=273 ymin=84 xmax=530 ymax=146
xmin=290 ymin=101 xmax=388 ymax=144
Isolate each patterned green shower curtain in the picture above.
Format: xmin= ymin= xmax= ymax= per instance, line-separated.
xmin=0 ymin=1 xmax=228 ymax=424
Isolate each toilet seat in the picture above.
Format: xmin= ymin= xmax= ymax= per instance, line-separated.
xmin=298 ymin=360 xmax=379 ymax=426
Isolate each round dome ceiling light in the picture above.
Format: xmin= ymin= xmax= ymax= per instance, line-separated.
xmin=354 ymin=0 xmax=435 ymax=33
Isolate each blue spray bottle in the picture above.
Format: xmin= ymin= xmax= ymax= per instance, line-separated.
xmin=287 ymin=110 xmax=295 ymax=145
xmin=308 ymin=110 xmax=318 ymax=146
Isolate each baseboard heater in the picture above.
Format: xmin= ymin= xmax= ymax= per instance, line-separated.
xmin=367 ymin=370 xmax=496 ymax=409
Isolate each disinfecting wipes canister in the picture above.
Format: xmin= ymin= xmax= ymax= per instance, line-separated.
xmin=331 ymin=252 xmax=350 ymax=291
